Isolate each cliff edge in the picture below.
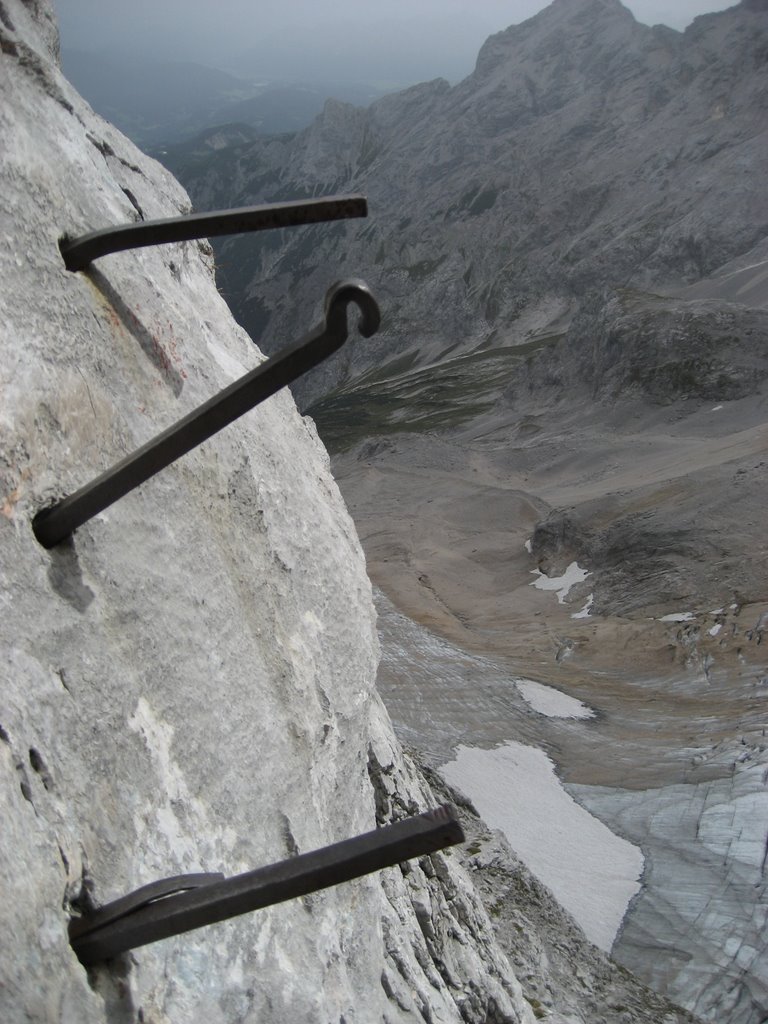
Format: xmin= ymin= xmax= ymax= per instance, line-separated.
xmin=0 ymin=3 xmax=533 ymax=1021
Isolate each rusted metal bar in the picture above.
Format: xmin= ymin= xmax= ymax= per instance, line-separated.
xmin=60 ymin=195 xmax=367 ymax=271
xmin=69 ymin=873 xmax=225 ymax=941
xmin=32 ymin=280 xmax=380 ymax=548
xmin=69 ymin=804 xmax=464 ymax=966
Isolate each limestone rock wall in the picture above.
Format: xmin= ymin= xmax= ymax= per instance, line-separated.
xmin=0 ymin=4 xmax=533 ymax=1022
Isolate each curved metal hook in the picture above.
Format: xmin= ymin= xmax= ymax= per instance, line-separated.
xmin=32 ymin=279 xmax=382 ymax=548
xmin=68 ymin=873 xmax=224 ymax=941
xmin=324 ymin=279 xmax=381 ymax=341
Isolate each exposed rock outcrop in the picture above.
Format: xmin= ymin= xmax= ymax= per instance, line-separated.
xmin=0 ymin=4 xmax=536 ymax=1022
xmin=126 ymin=2 xmax=768 ymax=1021
xmin=518 ymin=290 xmax=768 ymax=407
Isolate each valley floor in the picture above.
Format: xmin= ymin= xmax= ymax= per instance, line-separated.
xmin=326 ymin=383 xmax=768 ymax=1024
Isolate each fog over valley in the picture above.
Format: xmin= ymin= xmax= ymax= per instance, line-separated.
xmin=55 ymin=0 xmax=737 ymax=85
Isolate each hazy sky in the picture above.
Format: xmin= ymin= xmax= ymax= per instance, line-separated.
xmin=54 ymin=1 xmax=738 ymax=84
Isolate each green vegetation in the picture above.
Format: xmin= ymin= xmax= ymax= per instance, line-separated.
xmin=628 ymin=356 xmax=744 ymax=401
xmin=307 ymin=333 xmax=562 ymax=453
xmin=525 ymin=996 xmax=547 ymax=1020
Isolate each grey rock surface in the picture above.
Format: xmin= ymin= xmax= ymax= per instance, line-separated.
xmin=64 ymin=1 xmax=768 ymax=1021
xmin=0 ymin=4 xmax=536 ymax=1022
xmin=533 ymin=290 xmax=768 ymax=407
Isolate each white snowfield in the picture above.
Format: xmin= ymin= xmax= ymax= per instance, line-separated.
xmin=515 ymin=679 xmax=596 ymax=720
xmin=530 ymin=562 xmax=590 ymax=603
xmin=441 ymin=742 xmax=644 ymax=953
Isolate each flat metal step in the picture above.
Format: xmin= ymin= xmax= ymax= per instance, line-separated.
xmin=70 ymin=804 xmax=464 ymax=966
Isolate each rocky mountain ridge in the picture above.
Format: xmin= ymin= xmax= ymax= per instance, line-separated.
xmin=164 ymin=0 xmax=767 ymax=407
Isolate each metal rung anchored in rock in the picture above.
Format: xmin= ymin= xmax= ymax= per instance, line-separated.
xmin=69 ymin=804 xmax=464 ymax=966
xmin=59 ymin=195 xmax=367 ymax=271
xmin=32 ymin=279 xmax=380 ymax=548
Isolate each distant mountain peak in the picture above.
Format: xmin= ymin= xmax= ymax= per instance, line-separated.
xmin=474 ymin=0 xmax=641 ymax=78
xmin=548 ymin=0 xmax=633 ymax=14
xmin=510 ymin=0 xmax=635 ymax=31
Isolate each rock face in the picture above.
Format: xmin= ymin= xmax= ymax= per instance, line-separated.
xmin=0 ymin=4 xmax=539 ymax=1022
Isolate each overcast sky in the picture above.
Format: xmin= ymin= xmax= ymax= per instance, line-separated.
xmin=53 ymin=1 xmax=738 ymax=85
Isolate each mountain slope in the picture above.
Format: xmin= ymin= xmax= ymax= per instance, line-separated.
xmin=170 ymin=0 xmax=766 ymax=404
xmin=164 ymin=2 xmax=768 ymax=1021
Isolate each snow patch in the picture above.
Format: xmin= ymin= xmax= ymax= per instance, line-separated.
xmin=659 ymin=612 xmax=695 ymax=623
xmin=709 ymin=624 xmax=723 ymax=637
xmin=524 ymin=539 xmax=533 ymax=554
xmin=530 ymin=561 xmax=590 ymax=604
xmin=571 ymin=594 xmax=594 ymax=619
xmin=440 ymin=742 xmax=643 ymax=952
xmin=711 ymin=405 xmax=724 ymax=412
xmin=515 ymin=679 xmax=595 ymax=720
